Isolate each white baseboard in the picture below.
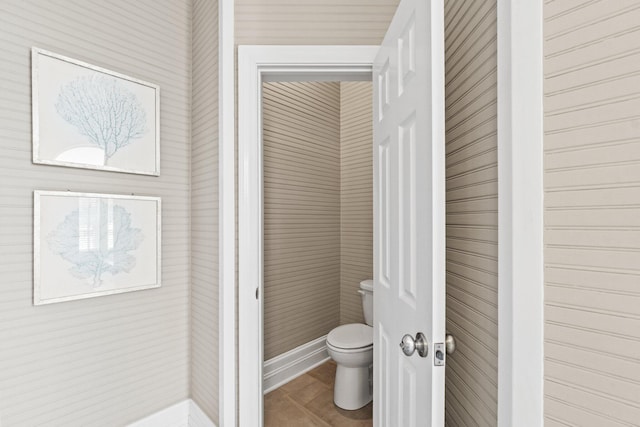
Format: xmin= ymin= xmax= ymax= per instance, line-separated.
xmin=263 ymin=335 xmax=330 ymax=394
xmin=188 ymin=400 xmax=216 ymax=427
xmin=127 ymin=399 xmax=216 ymax=427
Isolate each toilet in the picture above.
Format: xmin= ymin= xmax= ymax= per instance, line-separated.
xmin=326 ymin=279 xmax=374 ymax=410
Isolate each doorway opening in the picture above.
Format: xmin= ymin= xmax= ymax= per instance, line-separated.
xmin=238 ymin=46 xmax=379 ymax=426
xmin=260 ymin=79 xmax=374 ymax=426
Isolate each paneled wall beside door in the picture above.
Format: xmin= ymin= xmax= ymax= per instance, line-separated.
xmin=262 ymin=80 xmax=375 ymax=359
xmin=544 ymin=1 xmax=640 ymax=425
xmin=444 ymin=0 xmax=499 ymax=425
xmin=340 ymin=81 xmax=374 ymax=326
xmin=262 ymin=81 xmax=342 ymax=360
xmin=0 ymin=1 xmax=192 ymax=425
xmin=191 ymin=0 xmax=220 ymax=421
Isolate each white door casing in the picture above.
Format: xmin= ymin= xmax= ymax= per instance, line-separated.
xmin=373 ymin=0 xmax=446 ymax=426
xmin=237 ymin=45 xmax=378 ymax=427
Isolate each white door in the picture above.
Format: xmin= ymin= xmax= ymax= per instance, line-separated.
xmin=373 ymin=0 xmax=445 ymax=425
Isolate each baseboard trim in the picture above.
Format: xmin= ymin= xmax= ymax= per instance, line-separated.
xmin=263 ymin=335 xmax=330 ymax=394
xmin=127 ymin=399 xmax=216 ymax=427
xmin=188 ymin=400 xmax=216 ymax=427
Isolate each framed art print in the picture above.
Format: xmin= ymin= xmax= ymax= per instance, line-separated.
xmin=32 ymin=48 xmax=160 ymax=175
xmin=34 ymin=191 xmax=161 ymax=305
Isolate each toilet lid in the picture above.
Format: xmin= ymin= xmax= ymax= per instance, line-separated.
xmin=360 ymin=279 xmax=373 ymax=292
xmin=327 ymin=324 xmax=373 ymax=350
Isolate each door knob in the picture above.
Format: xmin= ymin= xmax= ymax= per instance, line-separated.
xmin=399 ymin=332 xmax=428 ymax=358
xmin=445 ymin=333 xmax=456 ymax=354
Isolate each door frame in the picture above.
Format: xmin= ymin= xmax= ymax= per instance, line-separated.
xmin=237 ymin=45 xmax=379 ymax=427
xmin=497 ymin=0 xmax=544 ymax=425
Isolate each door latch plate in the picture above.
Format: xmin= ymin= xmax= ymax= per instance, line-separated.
xmin=434 ymin=343 xmax=445 ymax=366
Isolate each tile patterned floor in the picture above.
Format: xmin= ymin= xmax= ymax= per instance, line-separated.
xmin=264 ymin=360 xmax=373 ymax=426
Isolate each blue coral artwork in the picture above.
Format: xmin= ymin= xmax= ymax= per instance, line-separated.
xmin=47 ymin=199 xmax=144 ymax=288
xmin=55 ymin=75 xmax=148 ymax=166
xmin=32 ymin=48 xmax=160 ymax=175
xmin=34 ymin=191 xmax=161 ymax=305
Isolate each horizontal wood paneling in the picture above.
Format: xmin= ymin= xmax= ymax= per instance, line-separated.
xmin=544 ymin=1 xmax=640 ymax=425
xmin=340 ymin=81 xmax=373 ymax=325
xmin=444 ymin=1 xmax=498 ymax=426
xmin=0 ymin=1 xmax=191 ymax=425
xmin=191 ymin=0 xmax=219 ymax=422
xmin=235 ymin=0 xmax=400 ymax=45
xmin=262 ymin=81 xmax=341 ymax=360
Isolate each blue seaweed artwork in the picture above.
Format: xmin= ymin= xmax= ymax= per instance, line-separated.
xmin=47 ymin=199 xmax=144 ymax=288
xmin=55 ymin=75 xmax=147 ymax=165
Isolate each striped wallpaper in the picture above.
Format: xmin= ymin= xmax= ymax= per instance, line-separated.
xmin=235 ymin=0 xmax=400 ymax=46
xmin=262 ymin=81 xmax=342 ymax=359
xmin=340 ymin=81 xmax=374 ymax=326
xmin=544 ymin=1 xmax=640 ymax=425
xmin=444 ymin=0 xmax=498 ymax=426
xmin=262 ymin=81 xmax=374 ymax=358
xmin=191 ymin=0 xmax=219 ymax=422
xmin=0 ymin=1 xmax=191 ymax=425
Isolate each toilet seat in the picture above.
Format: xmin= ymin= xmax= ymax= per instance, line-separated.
xmin=327 ymin=323 xmax=373 ymax=350
xmin=327 ymin=341 xmax=372 ymax=356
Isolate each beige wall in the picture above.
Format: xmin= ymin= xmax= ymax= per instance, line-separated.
xmin=262 ymin=81 xmax=342 ymax=359
xmin=191 ymin=0 xmax=219 ymax=422
xmin=544 ymin=1 xmax=640 ymax=425
xmin=236 ymin=0 xmax=400 ymax=45
xmin=444 ymin=0 xmax=498 ymax=425
xmin=0 ymin=1 xmax=191 ymax=425
xmin=262 ymin=81 xmax=374 ymax=358
xmin=340 ymin=81 xmax=374 ymax=325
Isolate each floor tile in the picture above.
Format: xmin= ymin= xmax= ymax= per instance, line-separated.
xmin=280 ymin=373 xmax=317 ymax=394
xmin=264 ymin=389 xmax=328 ymax=427
xmin=307 ymin=360 xmax=337 ymax=386
xmin=286 ymin=376 xmax=330 ymax=406
xmin=305 ymin=388 xmax=373 ymax=427
xmin=265 ymin=361 xmax=372 ymax=427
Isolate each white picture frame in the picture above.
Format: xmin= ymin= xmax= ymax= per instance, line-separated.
xmin=34 ymin=191 xmax=162 ymax=305
xmin=32 ymin=48 xmax=160 ymax=176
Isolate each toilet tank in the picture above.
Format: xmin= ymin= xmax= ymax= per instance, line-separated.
xmin=359 ymin=279 xmax=374 ymax=326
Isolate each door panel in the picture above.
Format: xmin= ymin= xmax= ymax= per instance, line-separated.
xmin=373 ymin=0 xmax=445 ymax=425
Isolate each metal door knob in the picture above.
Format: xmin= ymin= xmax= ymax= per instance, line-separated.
xmin=445 ymin=333 xmax=456 ymax=355
xmin=399 ymin=332 xmax=428 ymax=358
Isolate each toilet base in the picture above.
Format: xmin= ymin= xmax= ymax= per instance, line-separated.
xmin=333 ymin=364 xmax=372 ymax=410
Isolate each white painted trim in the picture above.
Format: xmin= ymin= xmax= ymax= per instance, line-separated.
xmin=263 ymin=335 xmax=330 ymax=394
xmin=237 ymin=45 xmax=378 ymax=427
xmin=218 ymin=0 xmax=236 ymax=426
xmin=497 ymin=1 xmax=544 ymax=426
xmin=127 ymin=399 xmax=216 ymax=427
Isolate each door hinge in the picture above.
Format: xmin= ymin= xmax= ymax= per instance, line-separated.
xmin=255 ymin=287 xmax=259 ymax=300
xmin=434 ymin=343 xmax=445 ymax=366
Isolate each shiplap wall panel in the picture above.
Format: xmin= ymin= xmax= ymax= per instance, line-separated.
xmin=340 ymin=81 xmax=373 ymax=325
xmin=235 ymin=0 xmax=400 ymax=45
xmin=544 ymin=1 xmax=640 ymax=425
xmin=444 ymin=0 xmax=498 ymax=426
xmin=0 ymin=0 xmax=191 ymax=425
xmin=191 ymin=0 xmax=219 ymax=422
xmin=262 ymin=81 xmax=341 ymax=359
